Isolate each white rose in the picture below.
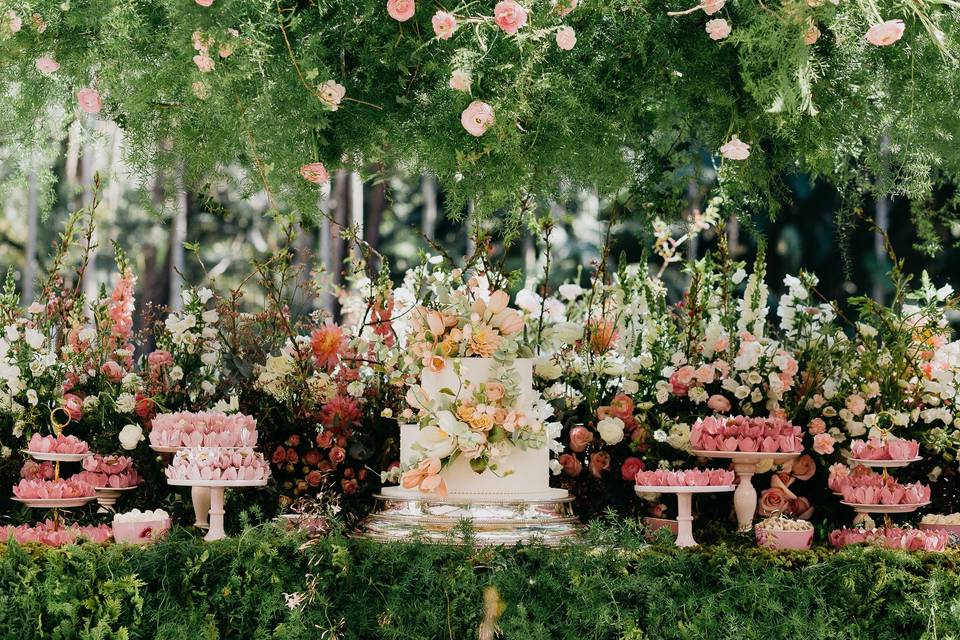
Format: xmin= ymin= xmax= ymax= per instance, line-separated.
xmin=201 ymin=352 xmax=218 ymax=366
xmin=118 ymin=424 xmax=144 ymax=450
xmin=597 ymin=416 xmax=625 ymax=445
xmin=24 ymin=328 xmax=44 ymax=349
xmin=26 ymin=389 xmax=38 ymax=406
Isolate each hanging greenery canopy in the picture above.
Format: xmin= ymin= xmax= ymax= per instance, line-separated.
xmin=2 ymin=0 xmax=960 ymax=225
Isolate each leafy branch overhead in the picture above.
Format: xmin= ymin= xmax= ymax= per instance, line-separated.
xmin=2 ymin=0 xmax=959 ymax=224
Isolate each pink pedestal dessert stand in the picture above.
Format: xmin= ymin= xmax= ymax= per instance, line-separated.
xmin=634 ymin=484 xmax=735 ymax=547
xmin=693 ymin=450 xmax=800 ymax=531
xmin=167 ymin=478 xmax=267 ymax=541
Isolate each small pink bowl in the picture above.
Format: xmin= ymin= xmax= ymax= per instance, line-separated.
xmin=112 ymin=518 xmax=171 ymax=545
xmin=919 ymin=522 xmax=960 ymax=538
xmin=755 ymin=527 xmax=813 ymax=550
xmin=644 ymin=517 xmax=679 ymax=536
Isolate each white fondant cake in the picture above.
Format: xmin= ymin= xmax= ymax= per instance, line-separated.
xmin=384 ymin=358 xmax=567 ymax=502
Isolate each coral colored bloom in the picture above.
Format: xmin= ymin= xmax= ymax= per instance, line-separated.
xmin=101 ymin=360 xmax=124 ymax=383
xmin=705 ymin=18 xmax=731 ymax=40
xmin=461 ymin=100 xmax=494 ymax=136
xmin=791 ymin=454 xmax=816 ymax=481
xmin=62 ymin=393 xmax=84 ymax=421
xmin=300 ymin=162 xmax=330 ymax=184
xmin=568 ymin=425 xmax=593 ymax=453
xmin=720 ymin=135 xmax=750 ymax=160
xmin=76 ymin=88 xmax=102 ymax=114
xmin=707 ymin=394 xmax=731 ymax=413
xmin=494 ymin=0 xmax=528 ymax=35
xmin=556 ymin=26 xmax=576 ymax=50
xmin=432 ymin=11 xmax=457 ymax=39
xmin=35 ymin=56 xmax=59 ymax=75
xmin=621 ymin=457 xmax=644 ymax=482
xmin=311 ymin=324 xmax=347 ymax=370
xmin=865 ymin=19 xmax=905 ymax=46
xmin=387 ymin=0 xmax=416 ymax=22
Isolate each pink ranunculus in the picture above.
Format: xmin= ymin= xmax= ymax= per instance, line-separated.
xmin=558 ymin=453 xmax=582 ymax=477
xmin=196 ymin=0 xmax=214 ymax=6
xmin=707 ymin=394 xmax=731 ymax=413
xmin=705 ymin=18 xmax=731 ymax=40
xmin=100 ymin=360 xmax=124 ymax=383
xmin=701 ymin=0 xmax=725 ymax=14
xmin=494 ymin=0 xmax=528 ymax=35
xmin=387 ymin=0 xmax=416 ymax=22
xmin=300 ymin=162 xmax=330 ymax=184
xmin=432 ymin=11 xmax=457 ymax=39
xmin=864 ymin=19 xmax=905 ymax=47
xmin=568 ymin=425 xmax=593 ymax=453
xmin=461 ymin=100 xmax=494 ymax=136
xmin=62 ymin=393 xmax=84 ymax=421
xmin=813 ymin=433 xmax=835 ymax=455
xmin=621 ymin=457 xmax=644 ymax=482
xmin=449 ymin=70 xmax=471 ymax=93
xmin=193 ymin=54 xmax=215 ymax=73
xmin=555 ymin=26 xmax=576 ymax=50
xmin=35 ymin=56 xmax=59 ymax=75
xmin=720 ymin=135 xmax=750 ymax=160
xmin=76 ymin=88 xmax=102 ymax=114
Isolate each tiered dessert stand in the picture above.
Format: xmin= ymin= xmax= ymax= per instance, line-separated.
xmin=152 ymin=444 xmax=211 ymax=529
xmin=359 ymin=487 xmax=582 ymax=546
xmin=166 ymin=476 xmax=268 ymax=542
xmin=93 ymin=485 xmax=138 ymax=513
xmin=633 ymin=483 xmax=736 ymax=547
xmin=841 ymin=450 xmax=928 ymax=527
xmin=692 ymin=451 xmax=800 ymax=531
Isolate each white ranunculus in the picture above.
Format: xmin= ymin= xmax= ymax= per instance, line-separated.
xmin=597 ymin=416 xmax=625 ymax=445
xmin=622 ymin=379 xmax=639 ymax=395
xmin=119 ymin=424 xmax=144 ymax=450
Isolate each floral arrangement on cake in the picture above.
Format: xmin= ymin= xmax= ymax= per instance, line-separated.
xmin=0 ymin=520 xmax=112 ymax=547
xmin=73 ymin=454 xmax=142 ymax=489
xmin=12 ymin=477 xmax=95 ymax=500
xmin=829 ymin=526 xmax=948 ymax=552
xmin=165 ymin=448 xmax=271 ymax=482
xmin=633 ymin=468 xmax=734 ymax=487
xmin=690 ymin=416 xmax=804 ymax=454
xmin=149 ymin=412 xmax=258 ymax=449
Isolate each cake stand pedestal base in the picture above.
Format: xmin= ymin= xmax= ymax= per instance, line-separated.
xmin=356 ymin=489 xmax=581 ymax=546
xmin=635 ymin=485 xmax=736 ymax=547
xmin=168 ymin=479 xmax=268 ymax=542
xmin=192 ymin=487 xmax=211 ymax=530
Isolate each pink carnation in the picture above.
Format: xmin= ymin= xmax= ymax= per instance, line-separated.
xmin=720 ymin=135 xmax=750 ymax=160
xmin=705 ymin=18 xmax=731 ymax=40
xmin=193 ymin=54 xmax=215 ymax=73
xmin=494 ymin=0 xmax=528 ymax=35
xmin=35 ymin=56 xmax=59 ymax=75
xmin=555 ymin=26 xmax=576 ymax=50
xmin=76 ymin=88 xmax=102 ymax=114
xmin=812 ymin=433 xmax=835 ymax=455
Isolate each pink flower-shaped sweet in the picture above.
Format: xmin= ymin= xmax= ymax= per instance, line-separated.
xmin=494 ymin=1 xmax=528 ymax=35
xmin=886 ymin=438 xmax=920 ymax=460
xmin=461 ymin=100 xmax=494 ymax=136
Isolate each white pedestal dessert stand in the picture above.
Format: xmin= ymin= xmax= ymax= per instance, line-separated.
xmin=167 ymin=478 xmax=268 ymax=541
xmin=692 ymin=451 xmax=800 ymax=532
xmin=357 ymin=486 xmax=581 ymax=546
xmin=634 ymin=484 xmax=735 ymax=547
xmin=152 ymin=445 xmax=211 ymax=529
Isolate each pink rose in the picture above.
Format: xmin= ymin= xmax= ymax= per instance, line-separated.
xmin=558 ymin=453 xmax=582 ymax=477
xmin=193 ymin=54 xmax=215 ymax=73
xmin=35 ymin=56 xmax=59 ymax=75
xmin=494 ymin=0 xmax=528 ymax=35
xmin=758 ymin=487 xmax=789 ymax=516
xmin=621 ymin=456 xmax=644 ymax=482
xmin=195 ymin=0 xmax=214 ymax=6
xmin=707 ymin=394 xmax=731 ymax=413
xmin=791 ymin=454 xmax=816 ymax=481
xmin=330 ymin=446 xmax=347 ymax=465
xmin=449 ymin=70 xmax=471 ymax=93
xmin=720 ymin=135 xmax=750 ymax=160
xmin=705 ymin=18 xmax=731 ymax=41
xmin=461 ymin=100 xmax=494 ymax=137
xmin=813 ymin=433 xmax=835 ymax=455
xmin=568 ymin=425 xmax=593 ymax=453
xmin=306 ymin=470 xmax=324 ymax=487
xmin=788 ymin=496 xmax=814 ymax=520
xmin=432 ymin=11 xmax=457 ymax=39
xmin=100 ymin=360 xmax=124 ymax=383
xmin=865 ymin=19 xmax=905 ymax=47
xmin=555 ymin=26 xmax=576 ymax=50
xmin=62 ymin=393 xmax=83 ymax=421
xmin=845 ymin=394 xmax=866 ymax=416
xmin=271 ymin=446 xmax=287 ymax=465
xmin=588 ymin=451 xmax=611 ymax=478
xmin=76 ymin=88 xmax=102 ymax=114
xmin=387 ymin=0 xmax=416 ymax=22
xmin=300 ymin=162 xmax=330 ymax=184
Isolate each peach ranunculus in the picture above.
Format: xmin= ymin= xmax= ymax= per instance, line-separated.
xmin=568 ymin=425 xmax=594 ymax=453
xmin=705 ymin=18 xmax=731 ymax=40
xmin=707 ymin=394 xmax=732 ymax=413
xmin=758 ymin=487 xmax=790 ymax=516
xmin=100 ymin=360 xmax=125 ymax=383
xmin=845 ymin=394 xmax=866 ymax=416
xmin=461 ymin=100 xmax=495 ymax=136
xmin=864 ymin=19 xmax=905 ymax=47
xmin=494 ymin=0 xmax=528 ymax=35
xmin=76 ymin=88 xmax=102 ymax=114
xmin=790 ymin=454 xmax=816 ymax=481
xmin=300 ymin=162 xmax=330 ymax=184
xmin=432 ymin=11 xmax=457 ymax=39
xmin=555 ymin=26 xmax=576 ymax=50
xmin=318 ymin=80 xmax=346 ymax=111
xmin=387 ymin=0 xmax=416 ymax=22
xmin=720 ymin=135 xmax=750 ymax=160
xmin=484 ymin=381 xmax=505 ymax=403
xmin=35 ymin=56 xmax=59 ymax=75
xmin=449 ymin=70 xmax=471 ymax=93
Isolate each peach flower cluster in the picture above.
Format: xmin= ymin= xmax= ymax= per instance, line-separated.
xmin=165 ymin=447 xmax=271 ymax=482
xmin=27 ymin=433 xmax=89 ymax=455
xmin=73 ymin=454 xmax=141 ymax=489
xmin=13 ymin=477 xmax=95 ymax=499
xmin=829 ymin=526 xmax=947 ymax=551
xmin=690 ymin=415 xmax=804 ymax=453
xmin=401 ymin=457 xmax=446 ymax=497
xmin=0 ymin=520 xmax=112 ymax=547
xmin=634 ymin=468 xmax=734 ymax=487
xmin=149 ymin=411 xmax=258 ymax=448
xmin=849 ymin=437 xmax=920 ymax=461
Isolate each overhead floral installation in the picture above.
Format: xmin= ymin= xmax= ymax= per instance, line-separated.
xmin=2 ymin=0 xmax=960 ymax=229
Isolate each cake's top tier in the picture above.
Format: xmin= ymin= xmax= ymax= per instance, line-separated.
xmin=165 ymin=447 xmax=270 ymax=482
xmin=419 ymin=357 xmax=534 ymax=409
xmin=150 ymin=411 xmax=257 ymax=449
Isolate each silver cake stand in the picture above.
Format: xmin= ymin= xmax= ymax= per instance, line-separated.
xmin=355 ymin=487 xmax=582 ymax=546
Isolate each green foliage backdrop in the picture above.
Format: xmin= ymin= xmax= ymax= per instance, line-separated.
xmin=2 ymin=0 xmax=960 ymax=225
xmin=2 ymin=523 xmax=960 ymax=639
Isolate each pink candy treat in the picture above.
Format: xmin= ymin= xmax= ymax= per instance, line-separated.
xmin=150 ymin=411 xmax=258 ymax=448
xmin=829 ymin=527 xmax=947 ymax=552
xmin=73 ymin=454 xmax=142 ymax=489
xmin=12 ymin=477 xmax=95 ymax=499
xmin=165 ymin=447 xmax=271 ymax=482
xmin=690 ymin=415 xmax=804 ymax=453
xmin=0 ymin=520 xmax=112 ymax=547
xmin=838 ymin=472 xmax=931 ymax=505
xmin=634 ymin=468 xmax=734 ymax=487
xmin=27 ymin=433 xmax=90 ymax=454
xmin=849 ymin=437 xmax=920 ymax=461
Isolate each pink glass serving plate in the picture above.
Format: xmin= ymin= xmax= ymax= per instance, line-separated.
xmin=692 ymin=450 xmax=801 ymax=462
xmin=634 ymin=484 xmax=736 ymax=494
xmin=166 ymin=478 xmax=269 ymax=488
xmin=841 ymin=501 xmax=931 ymax=513
xmin=844 ymin=455 xmax=923 ymax=468
xmin=21 ymin=450 xmax=89 ymax=463
xmin=12 ymin=496 xmax=97 ymax=508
